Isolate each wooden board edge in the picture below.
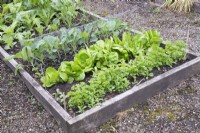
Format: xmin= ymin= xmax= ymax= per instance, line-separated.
xmin=0 ymin=46 xmax=72 ymax=133
xmin=67 ymin=56 xmax=200 ymax=132
xmin=80 ymin=8 xmax=142 ymax=34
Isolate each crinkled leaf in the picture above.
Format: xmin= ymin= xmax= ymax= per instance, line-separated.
xmin=41 ymin=67 xmax=60 ymax=87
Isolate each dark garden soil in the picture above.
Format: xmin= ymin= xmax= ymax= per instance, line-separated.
xmin=47 ymin=56 xmax=193 ymax=117
xmin=1 ymin=0 xmax=200 ymax=132
xmin=4 ymin=39 xmax=194 ymax=117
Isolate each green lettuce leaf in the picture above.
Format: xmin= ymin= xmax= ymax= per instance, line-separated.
xmin=74 ymin=49 xmax=94 ymax=72
xmin=41 ymin=67 xmax=60 ymax=87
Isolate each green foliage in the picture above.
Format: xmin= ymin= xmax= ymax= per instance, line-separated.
xmin=8 ymin=19 xmax=127 ymax=66
xmin=40 ymin=67 xmax=60 ymax=87
xmin=58 ymin=61 xmax=85 ymax=83
xmin=6 ymin=35 xmax=61 ymax=65
xmin=67 ymin=64 xmax=130 ymax=112
xmin=53 ymin=89 xmax=68 ymax=110
xmin=74 ymin=49 xmax=94 ymax=72
xmin=164 ymin=40 xmax=187 ymax=62
xmin=65 ymin=31 xmax=187 ymax=113
xmin=0 ymin=20 xmax=18 ymax=49
xmin=1 ymin=0 xmax=188 ymax=115
xmin=0 ymin=0 xmax=13 ymax=4
xmin=113 ymin=30 xmax=162 ymax=57
xmin=40 ymin=30 xmax=163 ymax=87
xmin=14 ymin=64 xmax=24 ymax=76
xmin=0 ymin=0 xmax=81 ymax=49
xmin=89 ymin=40 xmax=120 ymax=68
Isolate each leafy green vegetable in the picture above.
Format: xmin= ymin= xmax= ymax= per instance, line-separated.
xmin=67 ymin=64 xmax=130 ymax=112
xmin=58 ymin=61 xmax=85 ymax=83
xmin=40 ymin=67 xmax=60 ymax=87
xmin=40 ymin=30 xmax=169 ymax=87
xmin=89 ymin=40 xmax=120 ymax=68
xmin=65 ymin=31 xmax=187 ymax=113
xmin=8 ymin=19 xmax=127 ymax=68
xmin=74 ymin=49 xmax=94 ymax=72
xmin=165 ymin=40 xmax=187 ymax=62
xmin=0 ymin=20 xmax=18 ymax=49
xmin=0 ymin=0 xmax=83 ymax=49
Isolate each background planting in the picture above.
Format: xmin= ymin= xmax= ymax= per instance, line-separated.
xmin=0 ymin=0 xmax=91 ymax=49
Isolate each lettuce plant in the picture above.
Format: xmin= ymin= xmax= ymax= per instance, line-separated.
xmin=40 ymin=30 xmax=164 ymax=87
xmin=58 ymin=61 xmax=85 ymax=84
xmin=41 ymin=67 xmax=60 ymax=87
xmin=64 ymin=31 xmax=187 ymax=113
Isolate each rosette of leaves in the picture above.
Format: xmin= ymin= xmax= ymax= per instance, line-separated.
xmin=58 ymin=61 xmax=85 ymax=84
xmin=89 ymin=40 xmax=120 ymax=68
xmin=113 ymin=30 xmax=162 ymax=57
xmin=40 ymin=67 xmax=60 ymax=87
xmin=74 ymin=49 xmax=94 ymax=72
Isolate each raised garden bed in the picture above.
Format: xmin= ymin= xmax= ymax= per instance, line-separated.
xmin=1 ymin=27 xmax=200 ymax=132
xmin=1 ymin=2 xmax=200 ymax=133
xmin=1 ymin=43 xmax=200 ymax=132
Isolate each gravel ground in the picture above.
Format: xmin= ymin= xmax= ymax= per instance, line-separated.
xmin=0 ymin=59 xmax=62 ymax=133
xmin=1 ymin=0 xmax=200 ymax=133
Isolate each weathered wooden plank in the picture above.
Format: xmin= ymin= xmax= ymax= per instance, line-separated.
xmin=0 ymin=46 xmax=72 ymax=133
xmin=68 ymin=56 xmax=200 ymax=133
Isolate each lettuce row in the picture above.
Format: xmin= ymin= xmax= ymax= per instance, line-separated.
xmin=66 ymin=40 xmax=186 ymax=112
xmin=41 ymin=30 xmax=162 ymax=87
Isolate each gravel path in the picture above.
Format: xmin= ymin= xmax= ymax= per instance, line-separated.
xmin=0 ymin=60 xmax=62 ymax=133
xmin=1 ymin=0 xmax=200 ymax=132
